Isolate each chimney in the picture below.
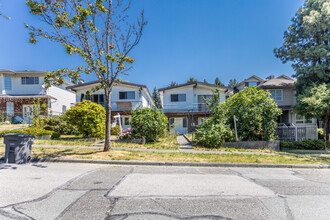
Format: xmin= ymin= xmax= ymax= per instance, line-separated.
xmin=78 ymin=79 xmax=85 ymax=84
xmin=266 ymin=75 xmax=275 ymax=80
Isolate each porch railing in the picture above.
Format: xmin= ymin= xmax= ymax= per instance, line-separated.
xmin=275 ymin=125 xmax=318 ymax=142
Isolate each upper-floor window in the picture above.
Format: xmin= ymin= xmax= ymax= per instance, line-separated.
xmin=269 ymin=89 xmax=283 ymax=101
xmin=4 ymin=76 xmax=12 ymax=90
xmin=62 ymin=105 xmax=67 ymax=113
xmin=21 ymin=77 xmax=39 ymax=85
xmin=119 ymin=91 xmax=135 ymax=100
xmin=171 ymin=94 xmax=186 ymax=102
xmin=245 ymin=81 xmax=258 ymax=87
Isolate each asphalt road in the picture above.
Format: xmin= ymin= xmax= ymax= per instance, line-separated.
xmin=0 ymin=163 xmax=330 ymax=220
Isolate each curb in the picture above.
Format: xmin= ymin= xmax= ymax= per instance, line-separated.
xmin=25 ymin=157 xmax=330 ymax=169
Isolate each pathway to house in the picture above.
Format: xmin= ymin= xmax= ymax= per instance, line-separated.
xmin=177 ymin=135 xmax=193 ymax=149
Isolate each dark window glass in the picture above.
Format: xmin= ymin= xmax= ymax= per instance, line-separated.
xmin=183 ymin=118 xmax=187 ymax=128
xmin=119 ymin=91 xmax=135 ymax=99
xmin=171 ymin=94 xmax=186 ymax=102
xmin=169 ymin=118 xmax=175 ymax=125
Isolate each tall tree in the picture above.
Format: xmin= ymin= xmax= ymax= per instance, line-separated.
xmin=214 ymin=77 xmax=224 ymax=86
xmin=152 ymin=87 xmax=161 ymax=109
xmin=26 ymin=0 xmax=147 ymax=151
xmin=169 ymin=81 xmax=177 ymax=87
xmin=295 ymin=84 xmax=330 ymax=151
xmin=274 ymin=0 xmax=329 ymax=95
xmin=228 ymin=78 xmax=237 ymax=88
xmin=187 ymin=77 xmax=197 ymax=83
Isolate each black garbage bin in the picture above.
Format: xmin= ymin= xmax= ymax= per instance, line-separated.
xmin=4 ymin=133 xmax=35 ymax=164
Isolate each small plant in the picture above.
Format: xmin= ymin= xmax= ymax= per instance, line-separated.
xmin=119 ymin=128 xmax=133 ymax=140
xmin=51 ymin=132 xmax=61 ymax=139
xmin=111 ymin=124 xmax=121 ymax=136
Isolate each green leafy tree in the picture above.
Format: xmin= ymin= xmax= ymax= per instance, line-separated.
xmin=274 ymin=0 xmax=330 ymax=95
xmin=295 ymin=84 xmax=330 ymax=151
xmin=130 ymin=107 xmax=168 ymax=142
xmin=215 ymin=77 xmax=224 ymax=86
xmin=187 ymin=77 xmax=197 ymax=83
xmin=26 ymin=0 xmax=147 ymax=151
xmin=169 ymin=81 xmax=177 ymax=87
xmin=65 ymin=100 xmax=106 ymax=138
xmin=225 ymin=87 xmax=282 ymax=141
xmin=228 ymin=78 xmax=237 ymax=88
xmin=152 ymin=87 xmax=161 ymax=108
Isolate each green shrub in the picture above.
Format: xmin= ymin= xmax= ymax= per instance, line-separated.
xmin=131 ymin=107 xmax=168 ymax=142
xmin=280 ymin=139 xmax=330 ymax=150
xmin=195 ymin=118 xmax=233 ymax=148
xmin=111 ymin=124 xmax=121 ymax=136
xmin=318 ymin=128 xmax=324 ymax=140
xmin=65 ymin=100 xmax=106 ymax=138
xmin=38 ymin=115 xmax=78 ymax=135
xmin=51 ymin=132 xmax=61 ymax=139
xmin=0 ymin=127 xmax=54 ymax=136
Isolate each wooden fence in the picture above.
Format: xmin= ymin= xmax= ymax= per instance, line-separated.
xmin=275 ymin=125 xmax=318 ymax=142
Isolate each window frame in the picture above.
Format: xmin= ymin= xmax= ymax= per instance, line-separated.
xmin=295 ymin=114 xmax=314 ymax=125
xmin=4 ymin=76 xmax=12 ymax=90
xmin=269 ymin=89 xmax=283 ymax=102
xmin=21 ymin=77 xmax=39 ymax=85
xmin=119 ymin=91 xmax=135 ymax=100
xmin=170 ymin=94 xmax=186 ymax=102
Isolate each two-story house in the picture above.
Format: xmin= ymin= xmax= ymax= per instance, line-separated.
xmin=234 ymin=75 xmax=317 ymax=126
xmin=0 ymin=70 xmax=76 ymax=123
xmin=66 ymin=80 xmax=154 ymax=129
xmin=158 ymin=81 xmax=229 ymax=134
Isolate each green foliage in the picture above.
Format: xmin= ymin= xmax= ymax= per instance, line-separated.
xmin=187 ymin=77 xmax=197 ymax=83
xmin=152 ymin=87 xmax=162 ymax=108
xmin=274 ymin=0 xmax=330 ymax=95
xmin=280 ymin=139 xmax=330 ymax=151
xmin=131 ymin=107 xmax=168 ymax=142
xmin=224 ymin=87 xmax=282 ymax=141
xmin=51 ymin=132 xmax=61 ymax=139
xmin=318 ymin=128 xmax=324 ymax=140
xmin=169 ymin=81 xmax=177 ymax=87
xmin=111 ymin=124 xmax=121 ymax=136
xmin=215 ymin=77 xmax=224 ymax=86
xmin=35 ymin=115 xmax=78 ymax=135
xmin=195 ymin=118 xmax=233 ymax=148
xmin=0 ymin=127 xmax=54 ymax=136
xmin=228 ymin=78 xmax=237 ymax=88
xmin=65 ymin=100 xmax=106 ymax=138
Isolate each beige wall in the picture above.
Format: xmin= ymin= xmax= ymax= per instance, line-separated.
xmin=262 ymin=87 xmax=296 ymax=106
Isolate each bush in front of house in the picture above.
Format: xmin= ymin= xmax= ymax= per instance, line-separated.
xmin=224 ymin=87 xmax=282 ymax=141
xmin=0 ymin=127 xmax=54 ymax=136
xmin=33 ymin=115 xmax=78 ymax=135
xmin=317 ymin=128 xmax=324 ymax=140
xmin=65 ymin=100 xmax=106 ymax=138
xmin=130 ymin=107 xmax=168 ymax=143
xmin=280 ymin=139 xmax=330 ymax=151
xmin=111 ymin=124 xmax=121 ymax=136
xmin=194 ymin=118 xmax=233 ymax=148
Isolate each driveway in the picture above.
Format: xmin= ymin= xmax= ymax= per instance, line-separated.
xmin=0 ymin=163 xmax=330 ymax=219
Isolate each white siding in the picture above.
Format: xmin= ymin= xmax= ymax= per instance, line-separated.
xmin=7 ymin=76 xmax=45 ymax=95
xmin=46 ymin=86 xmax=76 ymax=115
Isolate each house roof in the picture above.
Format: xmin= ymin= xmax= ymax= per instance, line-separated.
xmin=235 ymin=75 xmax=264 ymax=88
xmin=0 ymin=70 xmax=46 ymax=76
xmin=66 ymin=80 xmax=154 ymax=106
xmin=158 ymin=81 xmax=228 ymax=92
xmin=259 ymin=76 xmax=296 ymax=88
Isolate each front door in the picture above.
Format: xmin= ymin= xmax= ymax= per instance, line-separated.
xmin=23 ymin=105 xmax=34 ymax=124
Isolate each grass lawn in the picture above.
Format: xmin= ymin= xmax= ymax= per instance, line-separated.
xmin=1 ymin=146 xmax=329 ymax=165
xmin=283 ymin=149 xmax=330 ymax=154
xmin=0 ymin=124 xmax=27 ymax=132
xmin=111 ymin=136 xmax=179 ymax=150
xmin=0 ymin=136 xmax=96 ymax=146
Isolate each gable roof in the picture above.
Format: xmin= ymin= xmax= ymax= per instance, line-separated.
xmin=158 ymin=81 xmax=228 ymax=92
xmin=259 ymin=76 xmax=296 ymax=88
xmin=235 ymin=75 xmax=264 ymax=88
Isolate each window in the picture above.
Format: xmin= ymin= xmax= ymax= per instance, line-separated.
xmin=296 ymin=114 xmax=313 ymax=124
xmin=171 ymin=94 xmax=186 ymax=102
xmin=124 ymin=117 xmax=130 ymax=125
xmin=21 ymin=77 xmax=39 ymax=85
xmin=62 ymin=105 xmax=67 ymax=113
xmin=245 ymin=81 xmax=258 ymax=87
xmin=169 ymin=118 xmax=175 ymax=125
xmin=119 ymin=91 xmax=135 ymax=99
xmin=4 ymin=76 xmax=12 ymax=90
xmin=6 ymin=102 xmax=14 ymax=117
xmin=269 ymin=89 xmax=283 ymax=101
xmin=92 ymin=94 xmax=105 ymax=106
xmin=183 ymin=118 xmax=187 ymax=128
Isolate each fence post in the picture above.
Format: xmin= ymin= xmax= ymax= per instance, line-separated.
xmin=295 ymin=126 xmax=298 ymax=142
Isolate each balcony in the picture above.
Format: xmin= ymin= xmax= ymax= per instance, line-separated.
xmin=162 ymin=103 xmax=209 ymax=113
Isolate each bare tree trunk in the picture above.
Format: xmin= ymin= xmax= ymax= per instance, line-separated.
xmin=104 ymin=88 xmax=112 ymax=152
xmin=323 ymin=110 xmax=328 ymax=152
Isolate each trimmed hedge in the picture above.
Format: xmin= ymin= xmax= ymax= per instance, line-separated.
xmin=280 ymin=139 xmax=330 ymax=151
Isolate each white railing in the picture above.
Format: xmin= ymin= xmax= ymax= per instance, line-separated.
xmin=162 ymin=103 xmax=209 ymax=113
xmin=276 ymin=125 xmax=318 ymax=142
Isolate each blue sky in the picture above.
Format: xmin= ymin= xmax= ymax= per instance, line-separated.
xmin=0 ymin=0 xmax=304 ymax=89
